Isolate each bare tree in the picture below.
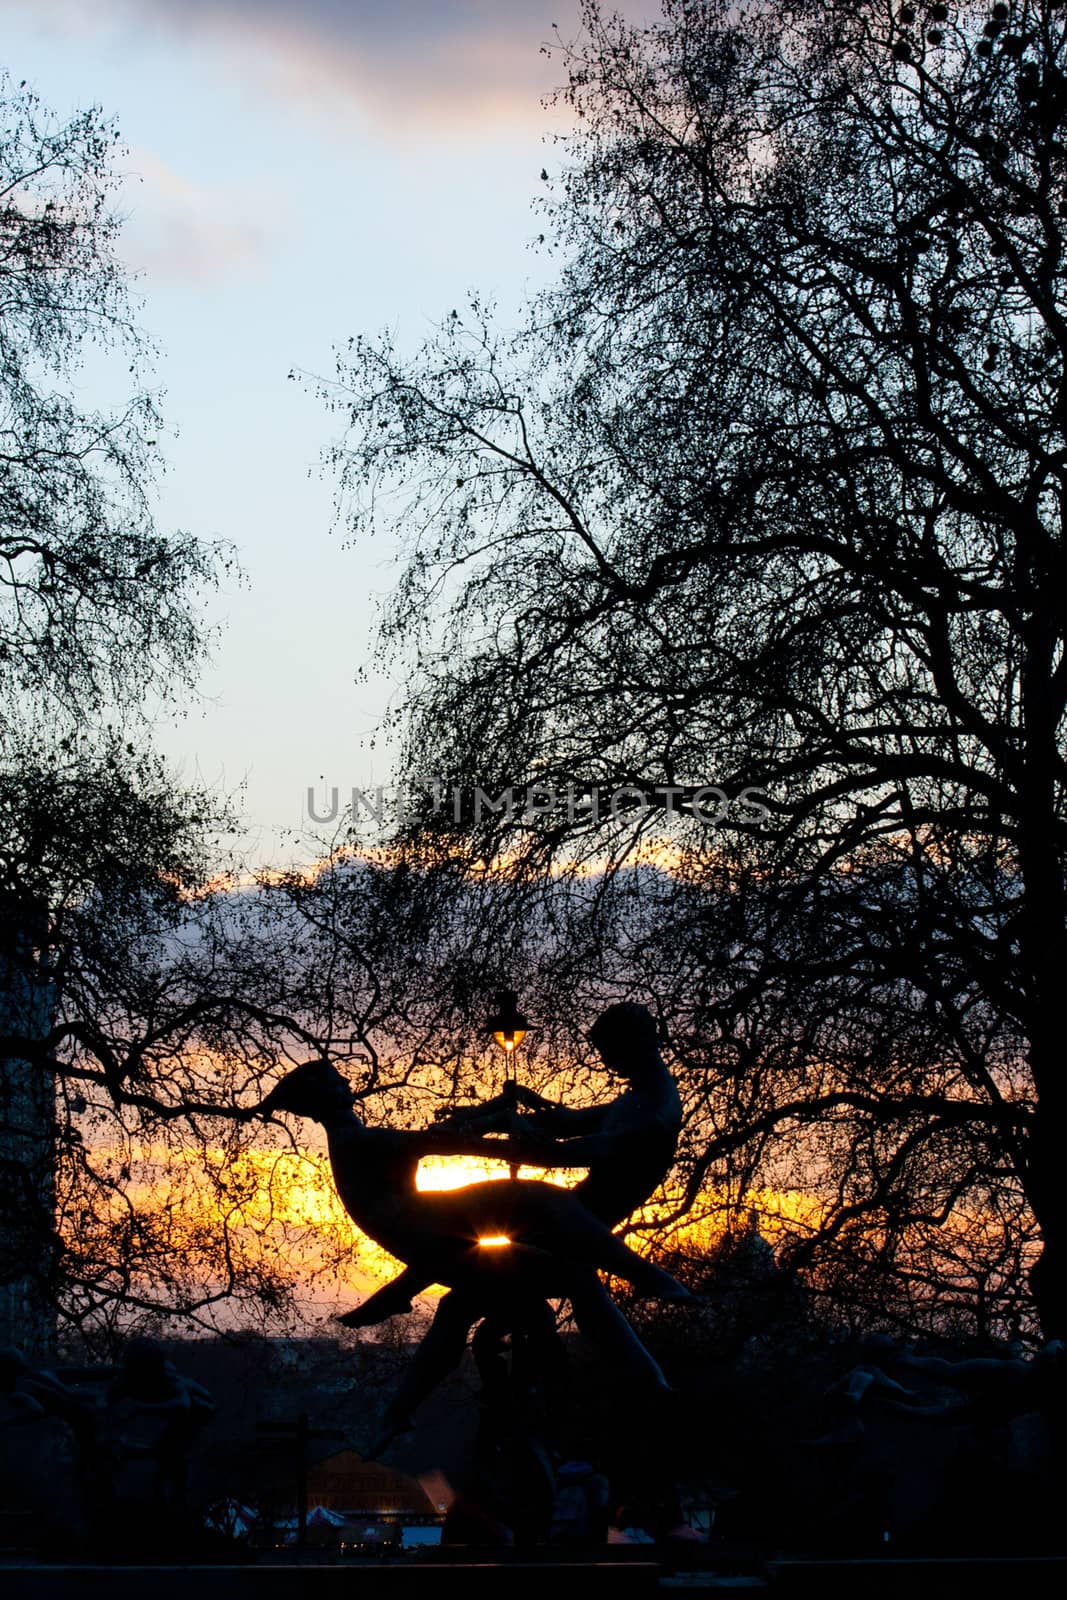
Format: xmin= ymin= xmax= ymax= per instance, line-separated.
xmin=314 ymin=2 xmax=1067 ymax=1337
xmin=0 ymin=75 xmax=232 ymax=1350
xmin=0 ymin=73 xmax=226 ymax=736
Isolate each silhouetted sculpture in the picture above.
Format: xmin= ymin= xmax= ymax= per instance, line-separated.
xmin=0 ymin=1346 xmax=104 ymax=1550
xmin=351 ymin=1003 xmax=688 ymax=1443
xmin=0 ymin=1346 xmax=95 ymax=1438
xmin=258 ymin=1052 xmax=695 ymax=1312
xmin=108 ymin=1339 xmax=214 ymax=1507
xmin=807 ymin=1337 xmax=1066 ymax=1554
xmin=843 ymin=1336 xmax=1067 ymax=1427
xmin=345 ymin=1001 xmax=682 ymax=1321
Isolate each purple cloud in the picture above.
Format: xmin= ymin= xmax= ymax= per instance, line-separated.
xmin=11 ymin=1 xmax=661 ymax=132
xmin=119 ymin=148 xmax=272 ymax=282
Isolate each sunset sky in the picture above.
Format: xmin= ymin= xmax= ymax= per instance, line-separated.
xmin=1 ymin=0 xmax=654 ymax=864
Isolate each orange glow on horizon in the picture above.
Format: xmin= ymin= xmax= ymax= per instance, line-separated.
xmin=415 ymin=1154 xmax=578 ymax=1191
xmin=478 ymin=1235 xmax=512 ymax=1248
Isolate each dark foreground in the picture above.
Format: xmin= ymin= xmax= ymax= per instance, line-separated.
xmin=3 ymin=1555 xmax=1067 ymax=1597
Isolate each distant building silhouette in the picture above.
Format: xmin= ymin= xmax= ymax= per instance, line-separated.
xmin=0 ymin=894 xmax=56 ymax=1359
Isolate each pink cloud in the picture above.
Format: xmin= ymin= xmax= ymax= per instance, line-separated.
xmin=149 ymin=0 xmax=577 ymax=135
xmin=7 ymin=0 xmax=662 ymax=135
xmin=120 ymin=147 xmax=272 ymax=282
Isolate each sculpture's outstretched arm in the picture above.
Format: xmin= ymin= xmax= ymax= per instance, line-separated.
xmin=440 ymin=1086 xmax=608 ymax=1138
xmin=405 ymin=1124 xmax=602 ymax=1170
xmin=513 ymin=1088 xmax=609 ymax=1135
xmin=324 ymin=1111 xmax=619 ymax=1172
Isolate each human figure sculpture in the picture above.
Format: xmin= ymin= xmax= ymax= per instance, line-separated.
xmin=0 ymin=1347 xmax=97 ymax=1440
xmin=839 ymin=1336 xmax=1067 ymax=1426
xmin=348 ymin=1002 xmax=688 ymax=1443
xmin=348 ymin=1001 xmax=682 ymax=1322
xmin=108 ymin=1339 xmax=214 ymax=1507
xmin=257 ymin=1049 xmax=695 ymax=1313
xmin=0 ymin=1347 xmax=107 ymax=1545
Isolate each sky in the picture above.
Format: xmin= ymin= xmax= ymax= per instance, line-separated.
xmin=1 ymin=0 xmax=655 ymax=867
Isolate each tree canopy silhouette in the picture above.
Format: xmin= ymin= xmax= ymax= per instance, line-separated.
xmin=317 ymin=1 xmax=1067 ymax=1338
xmin=0 ymin=74 xmax=226 ymax=739
xmin=0 ymin=76 xmax=239 ymax=1346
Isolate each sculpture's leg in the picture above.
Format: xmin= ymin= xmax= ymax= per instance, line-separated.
xmin=369 ymin=1250 xmax=559 ymax=1452
xmin=554 ymin=1214 xmax=698 ymax=1303
xmin=566 ymin=1270 xmax=674 ymax=1392
xmin=369 ymin=1287 xmax=482 ymax=1455
xmin=336 ymin=1265 xmax=430 ymax=1329
xmin=459 ymin=1183 xmax=697 ymax=1303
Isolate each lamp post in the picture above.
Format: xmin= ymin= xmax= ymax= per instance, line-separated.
xmin=486 ymin=988 xmax=529 ymax=1178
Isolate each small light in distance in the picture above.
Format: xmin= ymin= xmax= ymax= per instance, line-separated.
xmin=478 ymin=1235 xmax=512 ymax=1248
